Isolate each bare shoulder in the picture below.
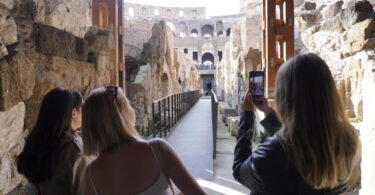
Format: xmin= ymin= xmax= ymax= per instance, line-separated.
xmin=149 ymin=138 xmax=174 ymax=151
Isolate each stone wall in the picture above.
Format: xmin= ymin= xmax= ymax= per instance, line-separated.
xmin=126 ymin=21 xmax=200 ymax=135
xmin=0 ymin=0 xmax=112 ymax=193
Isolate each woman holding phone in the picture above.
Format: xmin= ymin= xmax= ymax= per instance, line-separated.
xmin=233 ymin=53 xmax=361 ymax=195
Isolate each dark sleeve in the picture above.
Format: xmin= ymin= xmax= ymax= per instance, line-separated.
xmin=233 ymin=111 xmax=286 ymax=192
xmin=260 ymin=111 xmax=282 ymax=136
xmin=233 ymin=111 xmax=255 ymax=182
xmin=234 ymin=137 xmax=288 ymax=192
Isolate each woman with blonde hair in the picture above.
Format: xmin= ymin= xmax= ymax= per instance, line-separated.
xmin=81 ymin=86 xmax=206 ymax=195
xmin=233 ymin=53 xmax=361 ymax=195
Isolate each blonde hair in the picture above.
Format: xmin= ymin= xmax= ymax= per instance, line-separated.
xmin=275 ymin=53 xmax=361 ymax=189
xmin=82 ymin=87 xmax=139 ymax=155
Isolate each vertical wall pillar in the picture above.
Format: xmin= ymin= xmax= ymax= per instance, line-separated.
xmin=262 ymin=0 xmax=294 ymax=98
xmin=92 ymin=0 xmax=126 ymax=90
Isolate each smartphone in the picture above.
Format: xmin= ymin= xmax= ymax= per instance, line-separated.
xmin=249 ymin=71 xmax=265 ymax=105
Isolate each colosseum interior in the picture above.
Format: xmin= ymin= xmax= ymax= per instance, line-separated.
xmin=0 ymin=0 xmax=375 ymax=194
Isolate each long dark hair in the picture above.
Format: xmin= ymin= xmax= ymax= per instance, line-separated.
xmin=17 ymin=87 xmax=83 ymax=184
xmin=275 ymin=53 xmax=360 ymax=189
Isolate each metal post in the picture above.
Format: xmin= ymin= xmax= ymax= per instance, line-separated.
xmin=163 ymin=98 xmax=167 ymax=137
xmin=158 ymin=101 xmax=161 ymax=137
xmin=152 ymin=102 xmax=155 ymax=138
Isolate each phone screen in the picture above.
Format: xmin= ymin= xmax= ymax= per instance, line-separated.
xmin=250 ymin=75 xmax=264 ymax=96
xmin=249 ymin=71 xmax=265 ymax=104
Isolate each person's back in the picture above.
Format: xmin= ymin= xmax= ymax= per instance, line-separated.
xmin=233 ymin=53 xmax=361 ymax=195
xmin=86 ymin=140 xmax=170 ymax=195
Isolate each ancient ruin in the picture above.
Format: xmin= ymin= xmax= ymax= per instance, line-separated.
xmin=0 ymin=0 xmax=375 ymax=194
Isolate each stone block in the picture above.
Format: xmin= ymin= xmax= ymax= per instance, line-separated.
xmin=322 ymin=0 xmax=344 ymax=20
xmin=0 ymin=0 xmax=14 ymax=9
xmin=296 ymin=12 xmax=317 ymax=31
xmin=302 ymin=1 xmax=317 ymax=10
xmin=32 ymin=23 xmax=88 ymax=61
xmin=0 ymin=7 xmax=17 ymax=45
xmin=0 ymin=52 xmax=35 ymax=111
xmin=342 ymin=19 xmax=375 ymax=56
xmin=320 ymin=17 xmax=344 ymax=33
xmin=340 ymin=0 xmax=375 ymax=30
xmin=0 ymin=102 xmax=27 ymax=194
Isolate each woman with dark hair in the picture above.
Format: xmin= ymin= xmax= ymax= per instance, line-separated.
xmin=17 ymin=87 xmax=84 ymax=195
xmin=233 ymin=53 xmax=361 ymax=195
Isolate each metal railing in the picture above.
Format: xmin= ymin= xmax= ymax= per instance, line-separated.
xmin=151 ymin=90 xmax=201 ymax=138
xmin=211 ymin=90 xmax=219 ymax=159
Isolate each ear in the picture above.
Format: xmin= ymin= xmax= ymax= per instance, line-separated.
xmin=72 ymin=108 xmax=78 ymax=119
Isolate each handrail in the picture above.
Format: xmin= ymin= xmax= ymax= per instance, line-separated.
xmin=151 ymin=90 xmax=201 ymax=138
xmin=211 ymin=90 xmax=219 ymax=159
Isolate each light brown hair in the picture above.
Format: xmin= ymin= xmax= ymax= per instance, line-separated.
xmin=275 ymin=53 xmax=361 ymax=189
xmin=81 ymin=86 xmax=139 ymax=155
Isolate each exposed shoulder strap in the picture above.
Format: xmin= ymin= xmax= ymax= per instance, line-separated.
xmin=149 ymin=139 xmax=176 ymax=195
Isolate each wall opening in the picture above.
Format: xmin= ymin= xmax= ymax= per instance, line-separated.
xmin=98 ymin=4 xmax=109 ymax=28
xmin=128 ymin=7 xmax=134 ymax=17
xmin=226 ymin=28 xmax=231 ymax=36
xmin=190 ymin=29 xmax=198 ymax=38
xmin=201 ymin=24 xmax=214 ymax=38
xmin=161 ymin=73 xmax=169 ymax=97
xmin=202 ymin=52 xmax=214 ymax=65
xmin=154 ymin=9 xmax=160 ymax=16
xmin=193 ymin=52 xmax=198 ymax=61
xmin=184 ymin=48 xmax=188 ymax=54
xmin=218 ymin=51 xmax=223 ymax=61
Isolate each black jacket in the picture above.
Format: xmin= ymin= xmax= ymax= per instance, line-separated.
xmin=233 ymin=111 xmax=346 ymax=195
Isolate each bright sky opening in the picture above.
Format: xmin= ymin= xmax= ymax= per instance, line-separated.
xmin=124 ymin=0 xmax=240 ymax=17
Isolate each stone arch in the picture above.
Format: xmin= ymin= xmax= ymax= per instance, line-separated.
xmin=202 ymin=52 xmax=215 ymax=65
xmin=98 ymin=3 xmax=109 ymax=28
xmin=161 ymin=73 xmax=169 ymax=97
xmin=201 ymin=24 xmax=214 ymax=38
xmin=216 ymin=21 xmax=224 ymax=31
xmin=226 ymin=28 xmax=231 ymax=37
xmin=190 ymin=29 xmax=198 ymax=38
xmin=178 ymin=22 xmax=188 ymax=37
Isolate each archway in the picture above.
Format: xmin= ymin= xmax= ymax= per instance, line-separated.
xmin=178 ymin=22 xmax=188 ymax=37
xmin=190 ymin=29 xmax=198 ymax=38
xmin=201 ymin=24 xmax=214 ymax=38
xmin=202 ymin=52 xmax=214 ymax=66
xmin=217 ymin=31 xmax=223 ymax=37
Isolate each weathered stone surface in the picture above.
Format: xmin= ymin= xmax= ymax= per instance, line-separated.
xmin=0 ymin=0 xmax=14 ymax=10
xmin=320 ymin=16 xmax=344 ymax=33
xmin=296 ymin=12 xmax=318 ymax=31
xmin=31 ymin=0 xmax=92 ymax=37
xmin=32 ymin=23 xmax=88 ymax=61
xmin=0 ymin=7 xmax=17 ymax=45
xmin=322 ymin=0 xmax=344 ymax=20
xmin=302 ymin=1 xmax=317 ymax=10
xmin=0 ymin=102 xmax=27 ymax=194
xmin=23 ymin=52 xmax=111 ymax=129
xmin=0 ymin=38 xmax=8 ymax=58
xmin=342 ymin=19 xmax=375 ymax=57
xmin=340 ymin=0 xmax=375 ymax=30
xmin=0 ymin=52 xmax=35 ymax=111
